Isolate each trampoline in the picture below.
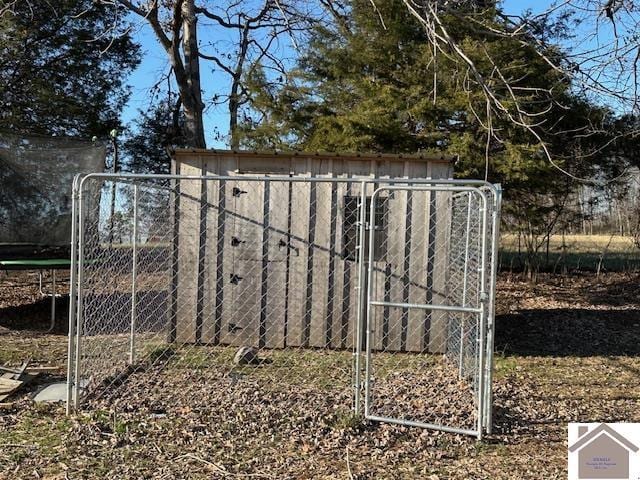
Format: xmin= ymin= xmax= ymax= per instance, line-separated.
xmin=0 ymin=258 xmax=71 ymax=332
xmin=0 ymin=132 xmax=105 ymax=332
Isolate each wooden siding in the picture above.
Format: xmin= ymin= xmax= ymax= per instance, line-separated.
xmin=171 ymin=150 xmax=454 ymax=352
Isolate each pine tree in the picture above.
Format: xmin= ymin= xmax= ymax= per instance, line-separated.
xmin=239 ymin=0 xmax=634 ymax=275
xmin=0 ymin=0 xmax=140 ymax=137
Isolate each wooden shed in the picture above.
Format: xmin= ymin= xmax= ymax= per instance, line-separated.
xmin=169 ymin=149 xmax=455 ymax=353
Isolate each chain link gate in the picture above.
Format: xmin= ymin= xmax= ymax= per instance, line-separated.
xmin=361 ymin=185 xmax=500 ymax=438
xmin=66 ymin=173 xmax=500 ymax=439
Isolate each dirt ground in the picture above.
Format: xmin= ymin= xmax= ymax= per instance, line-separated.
xmin=1 ymin=270 xmax=639 ymax=479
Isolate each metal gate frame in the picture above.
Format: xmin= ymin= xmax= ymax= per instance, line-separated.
xmin=361 ymin=184 xmax=500 ymax=439
xmin=65 ymin=173 xmax=500 ymax=439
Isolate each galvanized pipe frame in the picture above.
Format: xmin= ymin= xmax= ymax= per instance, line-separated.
xmin=482 ymin=184 xmax=502 ymax=434
xmin=451 ymin=185 xmax=501 ymax=435
xmin=129 ymin=184 xmax=139 ymax=365
xmin=353 ymin=181 xmax=367 ymax=416
xmin=364 ymin=184 xmax=492 ymax=439
xmin=66 ymin=174 xmax=500 ymax=438
xmin=65 ymin=175 xmax=80 ymax=414
xmin=36 ymin=269 xmax=61 ymax=332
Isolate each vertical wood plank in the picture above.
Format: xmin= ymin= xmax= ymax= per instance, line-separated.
xmin=406 ymin=160 xmax=430 ymax=353
xmin=323 ymin=174 xmax=339 ymax=348
xmin=308 ymin=160 xmax=331 ymax=348
xmin=427 ymin=189 xmax=450 ymax=353
xmin=168 ymin=160 xmax=181 ymax=343
xmin=194 ymin=158 xmax=208 ymax=343
xmin=325 ymin=169 xmax=353 ymax=349
xmin=339 ymin=180 xmax=353 ymax=350
xmin=200 ymin=172 xmax=222 ymax=344
xmin=174 ymin=160 xmax=202 ymax=344
xmin=285 ymin=157 xmax=312 ymax=347
xmin=263 ymin=180 xmax=289 ymax=348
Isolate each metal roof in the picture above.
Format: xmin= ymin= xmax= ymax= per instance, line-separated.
xmin=173 ymin=148 xmax=455 ymax=164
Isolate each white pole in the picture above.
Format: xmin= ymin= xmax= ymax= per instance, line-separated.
xmin=475 ymin=190 xmax=490 ymax=440
xmin=66 ymin=177 xmax=80 ymax=414
xmin=49 ymin=269 xmax=56 ymax=332
xmin=354 ymin=181 xmax=367 ymax=416
xmin=129 ymin=184 xmax=139 ymax=365
xmin=484 ymin=185 xmax=502 ymax=434
xmin=364 ymin=187 xmax=379 ymax=418
xmin=459 ymin=194 xmax=473 ymax=378
xmin=73 ymin=180 xmax=87 ymax=409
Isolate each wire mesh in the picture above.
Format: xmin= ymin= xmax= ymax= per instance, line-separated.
xmin=0 ymin=132 xmax=105 ymax=246
xmin=70 ymin=177 xmax=369 ymax=414
xmin=67 ymin=175 xmax=499 ymax=437
xmin=364 ymin=186 xmax=495 ymax=437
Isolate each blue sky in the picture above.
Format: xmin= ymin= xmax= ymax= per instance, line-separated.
xmin=119 ymin=1 xmax=556 ymax=148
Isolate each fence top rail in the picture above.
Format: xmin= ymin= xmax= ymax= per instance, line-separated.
xmin=75 ymin=172 xmax=499 ymax=195
xmin=370 ymin=184 xmax=490 ymax=212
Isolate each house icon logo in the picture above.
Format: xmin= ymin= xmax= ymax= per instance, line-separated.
xmin=569 ymin=423 xmax=640 ymax=480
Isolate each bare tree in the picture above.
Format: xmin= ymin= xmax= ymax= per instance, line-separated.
xmin=102 ymin=0 xmax=321 ymax=148
xmin=398 ymin=0 xmax=640 ymax=181
xmin=196 ymin=1 xmax=313 ymax=147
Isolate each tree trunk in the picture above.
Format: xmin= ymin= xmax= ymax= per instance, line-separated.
xmin=228 ymin=24 xmax=250 ymax=150
xmin=181 ymin=0 xmax=206 ymax=148
xmin=229 ymin=91 xmax=239 ymax=149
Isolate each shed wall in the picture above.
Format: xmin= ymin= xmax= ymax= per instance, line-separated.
xmin=170 ymin=151 xmax=453 ymax=353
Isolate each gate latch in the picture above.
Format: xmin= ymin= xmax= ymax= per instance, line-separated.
xmin=230 ymin=273 xmax=243 ymax=284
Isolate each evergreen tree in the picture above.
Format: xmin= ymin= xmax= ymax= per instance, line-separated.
xmin=239 ymin=0 xmax=633 ymax=274
xmin=0 ymin=0 xmax=140 ymax=137
xmin=122 ymin=96 xmax=188 ymax=174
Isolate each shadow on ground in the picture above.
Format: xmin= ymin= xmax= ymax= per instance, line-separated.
xmin=0 ymin=297 xmax=69 ymax=333
xmin=495 ymin=308 xmax=640 ymax=357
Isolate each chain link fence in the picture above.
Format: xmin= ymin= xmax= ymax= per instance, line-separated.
xmin=67 ymin=174 xmax=500 ymax=438
xmin=362 ymin=186 xmax=499 ymax=437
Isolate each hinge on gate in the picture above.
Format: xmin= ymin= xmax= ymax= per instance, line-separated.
xmin=480 ymin=292 xmax=488 ymax=302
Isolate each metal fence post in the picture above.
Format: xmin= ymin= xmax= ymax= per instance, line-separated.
xmin=364 ymin=185 xmax=379 ymax=418
xmin=129 ymin=184 xmax=139 ymax=365
xmin=72 ymin=177 xmax=88 ymax=409
xmin=459 ymin=193 xmax=473 ymax=378
xmin=475 ymin=191 xmax=490 ymax=440
xmin=353 ymin=181 xmax=367 ymax=416
xmin=66 ymin=177 xmax=80 ymax=414
xmin=484 ymin=185 xmax=502 ymax=434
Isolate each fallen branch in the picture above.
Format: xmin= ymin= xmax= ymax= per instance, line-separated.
xmin=175 ymin=453 xmax=275 ymax=478
xmin=0 ymin=443 xmax=38 ymax=448
xmin=346 ymin=446 xmax=355 ymax=479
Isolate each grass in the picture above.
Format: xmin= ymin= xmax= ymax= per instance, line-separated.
xmin=493 ymin=355 xmax=518 ymax=380
xmin=2 ymin=271 xmax=640 ymax=478
xmin=139 ymin=343 xmax=443 ymax=392
xmin=500 ymin=233 xmax=640 ymax=272
xmin=0 ymin=333 xmax=67 ymax=366
xmin=0 ymin=404 xmax=71 ymax=455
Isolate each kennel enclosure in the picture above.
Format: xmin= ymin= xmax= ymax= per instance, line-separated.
xmin=66 ymin=150 xmax=501 ymax=438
